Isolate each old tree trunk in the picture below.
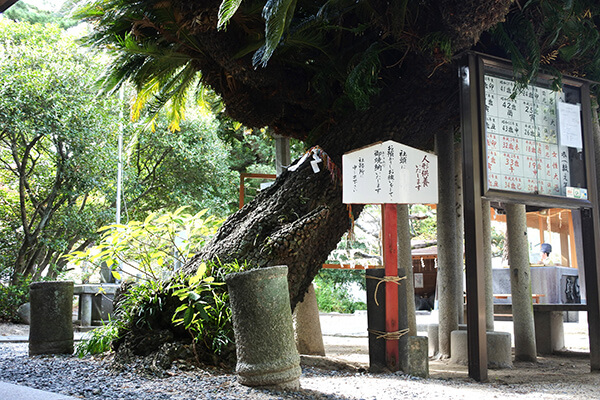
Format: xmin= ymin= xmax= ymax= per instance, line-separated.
xmin=185 ymin=61 xmax=462 ymax=307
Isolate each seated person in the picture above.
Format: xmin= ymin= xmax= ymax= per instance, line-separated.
xmin=540 ymin=243 xmax=554 ymax=266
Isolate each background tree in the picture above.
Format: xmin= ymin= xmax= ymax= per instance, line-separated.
xmin=77 ymin=0 xmax=600 ymax=307
xmin=0 ymin=20 xmax=122 ymax=283
xmin=0 ymin=18 xmax=270 ymax=286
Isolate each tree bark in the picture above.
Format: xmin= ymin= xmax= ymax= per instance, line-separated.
xmin=185 ymin=156 xmax=362 ymax=308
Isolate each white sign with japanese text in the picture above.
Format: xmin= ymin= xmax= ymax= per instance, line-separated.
xmin=342 ymin=140 xmax=438 ymax=204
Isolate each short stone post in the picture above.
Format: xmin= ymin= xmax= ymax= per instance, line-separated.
xmin=293 ymin=283 xmax=325 ymax=356
xmin=29 ymin=281 xmax=74 ymax=356
xmin=225 ymin=266 xmax=301 ymax=389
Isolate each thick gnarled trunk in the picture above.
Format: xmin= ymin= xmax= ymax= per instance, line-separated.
xmin=185 ymin=155 xmax=362 ymax=307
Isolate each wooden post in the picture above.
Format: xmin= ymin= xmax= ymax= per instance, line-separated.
xmin=382 ymin=203 xmax=399 ymax=371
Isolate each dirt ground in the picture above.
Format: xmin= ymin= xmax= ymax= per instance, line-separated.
xmin=321 ymin=333 xmax=599 ymax=385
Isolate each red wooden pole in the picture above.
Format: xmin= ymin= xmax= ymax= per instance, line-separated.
xmin=382 ymin=203 xmax=399 ymax=371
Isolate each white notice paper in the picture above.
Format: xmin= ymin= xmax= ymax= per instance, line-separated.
xmin=558 ymin=102 xmax=583 ymax=148
xmin=342 ymin=140 xmax=438 ymax=204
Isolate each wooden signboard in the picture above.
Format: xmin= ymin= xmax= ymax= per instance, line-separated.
xmin=342 ymin=140 xmax=438 ymax=204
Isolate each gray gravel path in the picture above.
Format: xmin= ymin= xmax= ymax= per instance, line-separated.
xmin=1 ymin=343 xmax=599 ymax=400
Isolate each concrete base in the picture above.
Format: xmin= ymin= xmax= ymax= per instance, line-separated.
xmin=450 ymin=330 xmax=512 ymax=369
xmin=534 ymin=311 xmax=565 ymax=354
xmin=427 ymin=323 xmax=467 ymax=357
xmin=293 ymin=284 xmax=325 ymax=356
xmin=406 ymin=336 xmax=429 ymax=378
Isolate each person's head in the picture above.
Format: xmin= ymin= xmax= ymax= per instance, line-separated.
xmin=541 ymin=243 xmax=552 ymax=258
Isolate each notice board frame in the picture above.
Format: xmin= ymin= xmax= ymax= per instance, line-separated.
xmin=460 ymin=52 xmax=600 ymax=382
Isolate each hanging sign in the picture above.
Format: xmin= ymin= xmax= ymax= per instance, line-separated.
xmin=342 ymin=140 xmax=438 ymax=204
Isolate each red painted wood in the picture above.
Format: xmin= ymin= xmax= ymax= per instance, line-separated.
xmin=382 ymin=204 xmax=399 ymax=371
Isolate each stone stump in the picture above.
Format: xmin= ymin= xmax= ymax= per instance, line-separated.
xmin=293 ymin=283 xmax=325 ymax=356
xmin=29 ymin=281 xmax=74 ymax=356
xmin=225 ymin=266 xmax=301 ymax=389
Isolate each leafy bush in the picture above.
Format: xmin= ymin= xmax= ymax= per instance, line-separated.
xmin=170 ymin=260 xmax=246 ymax=362
xmin=0 ymin=277 xmax=31 ymax=322
xmin=75 ymin=318 xmax=123 ymax=358
xmin=64 ymin=207 xmax=223 ymax=281
xmin=75 ymin=260 xmax=246 ymax=365
xmin=313 ymin=273 xmax=366 ymax=314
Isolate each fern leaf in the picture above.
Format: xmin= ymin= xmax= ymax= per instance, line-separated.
xmin=217 ymin=0 xmax=244 ymax=30
xmin=253 ymin=0 xmax=298 ymax=67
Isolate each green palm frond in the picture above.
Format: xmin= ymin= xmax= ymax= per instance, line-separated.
xmin=345 ymin=43 xmax=382 ymax=111
xmin=252 ymin=0 xmax=298 ymax=67
xmin=218 ymin=0 xmax=244 ymax=30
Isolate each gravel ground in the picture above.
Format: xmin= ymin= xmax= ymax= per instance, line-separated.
xmin=1 ymin=342 xmax=600 ymax=400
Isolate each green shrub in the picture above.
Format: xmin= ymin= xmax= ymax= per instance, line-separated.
xmin=75 ymin=318 xmax=123 ymax=357
xmin=75 ymin=260 xmax=246 ymax=365
xmin=169 ymin=260 xmax=245 ymax=361
xmin=0 ymin=277 xmax=31 ymax=322
xmin=313 ymin=274 xmax=366 ymax=313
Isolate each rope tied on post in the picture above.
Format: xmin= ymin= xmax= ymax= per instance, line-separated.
xmin=366 ymin=274 xmax=407 ymax=306
xmin=368 ymin=328 xmax=410 ymax=341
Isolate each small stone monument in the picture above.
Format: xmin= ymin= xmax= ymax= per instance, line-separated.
xmin=29 ymin=281 xmax=74 ymax=355
xmin=225 ymin=266 xmax=301 ymax=389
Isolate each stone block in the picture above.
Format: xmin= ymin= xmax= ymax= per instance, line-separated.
xmin=427 ymin=324 xmax=438 ymax=357
xmin=450 ymin=330 xmax=512 ymax=369
xmin=293 ymin=284 xmax=325 ymax=356
xmin=406 ymin=336 xmax=429 ymax=378
xmin=17 ymin=302 xmax=30 ymax=325
xmin=29 ymin=281 xmax=74 ymax=355
xmin=534 ymin=311 xmax=565 ymax=354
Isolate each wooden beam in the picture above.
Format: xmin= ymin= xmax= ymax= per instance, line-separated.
xmin=0 ymin=0 xmax=19 ymax=13
xmin=382 ymin=203 xmax=399 ymax=371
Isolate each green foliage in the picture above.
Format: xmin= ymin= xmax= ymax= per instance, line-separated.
xmin=170 ymin=260 xmax=246 ymax=359
xmin=75 ymin=260 xmax=245 ymax=362
xmin=3 ymin=1 xmax=78 ymax=29
xmin=64 ymin=208 xmax=223 ymax=281
xmin=313 ymin=273 xmax=365 ymax=313
xmin=0 ymin=276 xmax=31 ymax=322
xmin=410 ymin=205 xmax=437 ymax=241
xmin=75 ymin=317 xmax=123 ymax=357
xmin=490 ymin=1 xmax=600 ymax=95
xmin=124 ymin=116 xmax=239 ymax=217
xmin=0 ymin=19 xmax=122 ymax=281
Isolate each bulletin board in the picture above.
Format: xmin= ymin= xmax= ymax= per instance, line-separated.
xmin=482 ymin=63 xmax=588 ymax=203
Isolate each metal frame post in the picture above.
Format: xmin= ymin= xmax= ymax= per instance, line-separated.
xmin=460 ymin=54 xmax=489 ymax=382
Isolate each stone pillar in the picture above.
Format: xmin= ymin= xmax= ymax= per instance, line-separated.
xmin=454 ymin=142 xmax=465 ymax=324
xmin=397 ymin=205 xmax=418 ymax=371
xmin=293 ymin=284 xmax=325 ymax=356
xmin=505 ymin=203 xmax=537 ymax=362
xmin=436 ymin=129 xmax=458 ymax=358
xmin=482 ymin=201 xmax=495 ymax=331
xmin=29 ymin=281 xmax=74 ymax=356
xmin=80 ymin=294 xmax=93 ymax=326
xmin=273 ymin=134 xmax=291 ymax=177
xmin=225 ymin=266 xmax=301 ymax=389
